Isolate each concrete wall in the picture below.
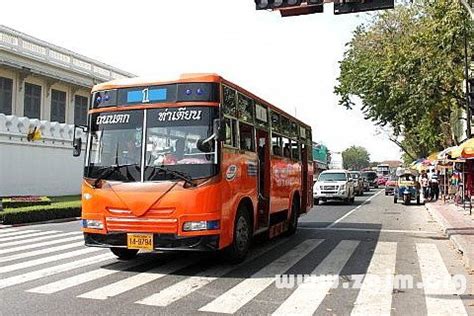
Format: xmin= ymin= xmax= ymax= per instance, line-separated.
xmin=0 ymin=114 xmax=86 ymax=196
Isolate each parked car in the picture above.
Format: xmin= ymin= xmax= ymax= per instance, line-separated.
xmin=361 ymin=171 xmax=378 ymax=189
xmin=385 ymin=175 xmax=397 ymax=195
xmin=350 ymin=171 xmax=364 ymax=196
xmin=313 ymin=169 xmax=356 ymax=205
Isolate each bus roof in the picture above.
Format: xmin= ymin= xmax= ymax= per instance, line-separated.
xmin=92 ymin=73 xmax=311 ymax=129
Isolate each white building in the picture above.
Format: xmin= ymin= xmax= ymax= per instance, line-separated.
xmin=0 ymin=25 xmax=134 ymax=196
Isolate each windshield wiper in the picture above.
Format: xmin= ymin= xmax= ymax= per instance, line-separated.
xmin=92 ymin=163 xmax=138 ymax=188
xmin=147 ymin=165 xmax=196 ymax=187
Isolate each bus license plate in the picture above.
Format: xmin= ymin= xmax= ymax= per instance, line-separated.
xmin=127 ymin=233 xmax=153 ymax=250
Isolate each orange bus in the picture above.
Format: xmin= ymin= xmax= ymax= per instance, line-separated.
xmin=73 ymin=73 xmax=314 ymax=262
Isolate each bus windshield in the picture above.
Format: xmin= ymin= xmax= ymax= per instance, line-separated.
xmin=85 ymin=107 xmax=219 ymax=182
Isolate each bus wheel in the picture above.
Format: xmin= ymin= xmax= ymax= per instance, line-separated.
xmin=285 ymin=197 xmax=299 ymax=236
xmin=110 ymin=248 xmax=139 ymax=260
xmin=225 ymin=206 xmax=252 ymax=263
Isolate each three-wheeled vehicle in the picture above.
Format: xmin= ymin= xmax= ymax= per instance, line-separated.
xmin=394 ymin=171 xmax=421 ymax=205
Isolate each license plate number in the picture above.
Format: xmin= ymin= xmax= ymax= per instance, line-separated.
xmin=127 ymin=233 xmax=153 ymax=250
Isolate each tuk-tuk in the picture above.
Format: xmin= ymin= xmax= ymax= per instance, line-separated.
xmin=394 ymin=171 xmax=421 ymax=205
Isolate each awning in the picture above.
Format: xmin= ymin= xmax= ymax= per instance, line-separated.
xmin=451 ymin=138 xmax=474 ymax=159
xmin=427 ymin=152 xmax=439 ymax=162
xmin=437 ymin=146 xmax=457 ymax=160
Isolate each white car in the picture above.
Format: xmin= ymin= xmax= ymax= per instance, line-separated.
xmin=313 ymin=169 xmax=355 ymax=205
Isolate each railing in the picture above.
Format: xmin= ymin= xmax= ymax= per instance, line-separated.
xmin=0 ymin=25 xmax=135 ymax=82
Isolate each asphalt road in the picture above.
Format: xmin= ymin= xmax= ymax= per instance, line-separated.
xmin=1 ymin=190 xmax=473 ymax=315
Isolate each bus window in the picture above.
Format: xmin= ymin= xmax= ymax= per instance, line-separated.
xmin=282 ymin=137 xmax=291 ymax=158
xmin=272 ymin=135 xmax=282 ymax=156
xmin=237 ymin=93 xmax=254 ymax=123
xmin=291 ymin=121 xmax=298 ymax=138
xmin=223 ymin=86 xmax=237 ymax=117
xmin=225 ymin=117 xmax=238 ymax=147
xmin=271 ymin=111 xmax=281 ymax=133
xmin=281 ymin=116 xmax=291 ymax=136
xmin=239 ymin=123 xmax=255 ymax=152
xmin=255 ymin=103 xmax=268 ymax=129
xmin=291 ymin=140 xmax=300 ymax=160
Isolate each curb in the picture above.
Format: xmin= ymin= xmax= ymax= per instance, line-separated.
xmin=0 ymin=216 xmax=81 ymax=229
xmin=424 ymin=204 xmax=474 ymax=274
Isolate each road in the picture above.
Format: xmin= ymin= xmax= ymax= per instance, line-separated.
xmin=1 ymin=190 xmax=473 ymax=315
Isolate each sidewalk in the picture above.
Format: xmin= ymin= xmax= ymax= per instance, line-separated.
xmin=425 ymin=201 xmax=474 ymax=274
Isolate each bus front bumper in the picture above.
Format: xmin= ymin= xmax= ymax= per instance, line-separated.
xmin=84 ymin=232 xmax=220 ymax=252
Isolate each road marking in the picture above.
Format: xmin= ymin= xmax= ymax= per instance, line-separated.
xmin=416 ymin=243 xmax=468 ymax=316
xmin=27 ymin=259 xmax=149 ymax=294
xmin=0 ymin=231 xmax=81 ymax=248
xmin=0 ymin=241 xmax=85 ymax=264
xmin=0 ymin=253 xmax=114 ymax=289
xmin=272 ymin=240 xmax=359 ymax=316
xmin=0 ymin=229 xmax=39 ymax=238
xmin=327 ymin=190 xmax=383 ymax=228
xmin=0 ymin=230 xmax=61 ymax=243
xmin=298 ymin=227 xmax=437 ymax=235
xmin=0 ymin=228 xmax=21 ymax=234
xmin=199 ymin=239 xmax=322 ymax=314
xmin=351 ymin=241 xmax=397 ymax=316
xmin=77 ymin=257 xmax=199 ymax=300
xmin=136 ymin=238 xmax=288 ymax=307
xmin=0 ymin=235 xmax=84 ymax=255
xmin=0 ymin=247 xmax=104 ymax=274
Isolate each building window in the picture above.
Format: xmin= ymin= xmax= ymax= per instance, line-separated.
xmin=74 ymin=95 xmax=88 ymax=125
xmin=0 ymin=77 xmax=13 ymax=115
xmin=24 ymin=83 xmax=42 ymax=119
xmin=51 ymin=89 xmax=66 ymax=123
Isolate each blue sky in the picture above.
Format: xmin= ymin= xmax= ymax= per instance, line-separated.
xmin=1 ymin=0 xmax=402 ymax=161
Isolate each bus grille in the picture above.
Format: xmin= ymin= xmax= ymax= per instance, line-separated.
xmin=105 ymin=209 xmax=177 ymax=233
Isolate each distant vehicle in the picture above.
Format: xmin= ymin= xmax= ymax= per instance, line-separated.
xmin=350 ymin=171 xmax=364 ymax=196
xmin=385 ymin=175 xmax=397 ymax=195
xmin=362 ymin=170 xmax=378 ymax=189
xmin=329 ymin=152 xmax=343 ymax=169
xmin=313 ymin=169 xmax=355 ymax=205
xmin=377 ymin=163 xmax=390 ymax=177
xmin=377 ymin=176 xmax=388 ymax=186
xmin=394 ymin=172 xmax=421 ymax=205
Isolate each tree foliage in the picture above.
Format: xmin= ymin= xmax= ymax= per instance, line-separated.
xmin=342 ymin=146 xmax=370 ymax=170
xmin=335 ymin=0 xmax=472 ymax=161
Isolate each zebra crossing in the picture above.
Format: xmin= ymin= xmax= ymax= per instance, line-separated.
xmin=0 ymin=227 xmax=469 ymax=315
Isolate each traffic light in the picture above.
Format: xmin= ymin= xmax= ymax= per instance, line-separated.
xmin=255 ymin=0 xmax=303 ymax=10
xmin=333 ymin=0 xmax=394 ymax=15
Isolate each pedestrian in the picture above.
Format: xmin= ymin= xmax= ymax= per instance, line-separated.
xmin=430 ymin=174 xmax=439 ymax=201
xmin=420 ymin=173 xmax=429 ymax=201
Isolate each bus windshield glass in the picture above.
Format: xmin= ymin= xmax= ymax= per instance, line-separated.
xmin=85 ymin=107 xmax=219 ymax=182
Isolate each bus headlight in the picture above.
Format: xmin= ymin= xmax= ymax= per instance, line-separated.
xmin=183 ymin=220 xmax=220 ymax=231
xmin=82 ymin=219 xmax=104 ymax=230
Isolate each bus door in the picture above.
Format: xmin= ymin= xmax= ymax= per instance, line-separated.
xmin=256 ymin=129 xmax=270 ymax=230
xmin=301 ymin=143 xmax=308 ymax=211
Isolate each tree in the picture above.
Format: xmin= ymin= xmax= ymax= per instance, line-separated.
xmin=335 ymin=0 xmax=473 ymax=160
xmin=342 ymin=146 xmax=371 ymax=170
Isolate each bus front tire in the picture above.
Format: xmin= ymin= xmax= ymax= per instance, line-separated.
xmin=110 ymin=248 xmax=139 ymax=260
xmin=224 ymin=206 xmax=252 ymax=263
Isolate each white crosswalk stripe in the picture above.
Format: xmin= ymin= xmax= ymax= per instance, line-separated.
xmin=0 ymin=241 xmax=85 ymax=264
xmin=27 ymin=259 xmax=149 ymax=294
xmin=272 ymin=240 xmax=360 ymax=315
xmin=0 ymin=231 xmax=81 ymax=248
xmin=416 ymin=243 xmax=468 ymax=316
xmin=0 ymin=247 xmax=104 ymax=274
xmin=136 ymin=238 xmax=288 ymax=307
xmin=0 ymin=235 xmax=84 ymax=255
xmin=0 ymin=230 xmax=61 ymax=243
xmin=0 ymin=228 xmax=21 ymax=234
xmin=77 ymin=257 xmax=200 ymax=300
xmin=351 ymin=242 xmax=397 ymax=316
xmin=0 ymin=253 xmax=114 ymax=289
xmin=198 ymin=239 xmax=323 ymax=314
xmin=0 ymin=229 xmax=39 ymax=238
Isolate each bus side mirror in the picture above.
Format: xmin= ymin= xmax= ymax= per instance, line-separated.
xmin=73 ymin=137 xmax=82 ymax=157
xmin=72 ymin=125 xmax=87 ymax=157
